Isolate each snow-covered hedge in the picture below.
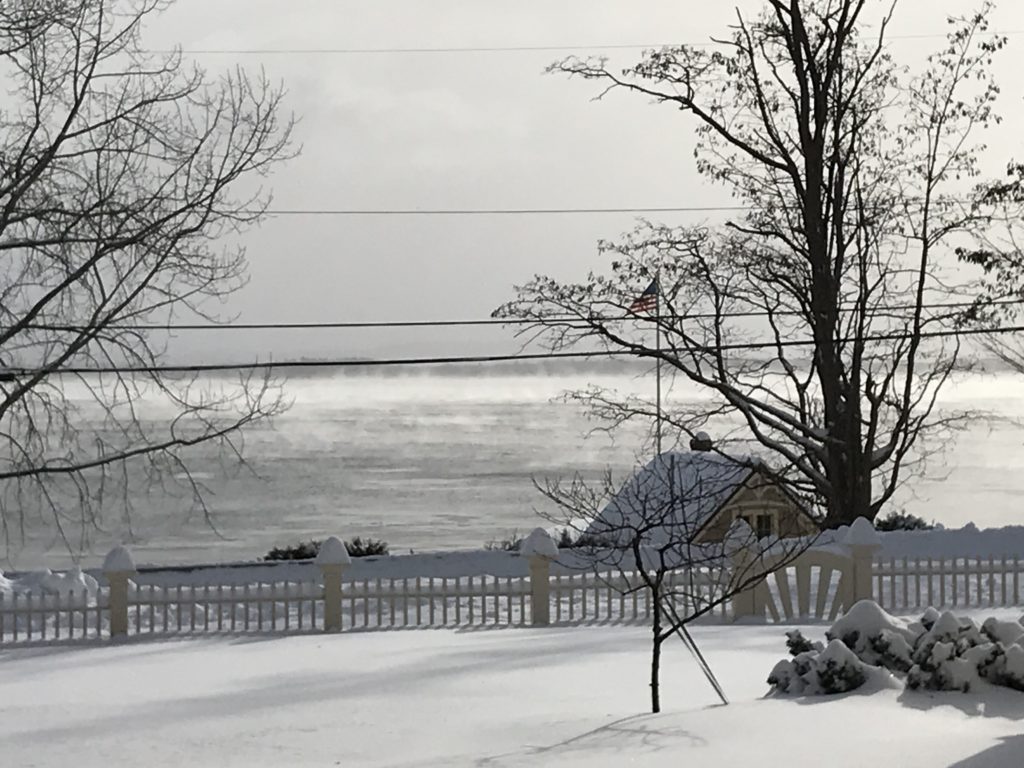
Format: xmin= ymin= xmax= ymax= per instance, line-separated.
xmin=768 ymin=600 xmax=1024 ymax=697
xmin=768 ymin=639 xmax=871 ymax=695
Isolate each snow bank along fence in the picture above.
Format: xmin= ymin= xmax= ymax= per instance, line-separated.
xmin=6 ymin=523 xmax=1024 ymax=645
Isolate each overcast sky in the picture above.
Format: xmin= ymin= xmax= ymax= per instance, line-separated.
xmin=143 ymin=0 xmax=1024 ymax=361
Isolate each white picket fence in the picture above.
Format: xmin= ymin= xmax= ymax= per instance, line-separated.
xmin=6 ymin=527 xmax=1024 ymax=646
xmin=0 ymin=546 xmax=732 ymax=645
xmin=0 ymin=590 xmax=107 ymax=643
xmin=872 ymin=556 xmax=1024 ymax=614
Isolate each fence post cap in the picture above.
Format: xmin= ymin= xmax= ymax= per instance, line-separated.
xmin=103 ymin=545 xmax=136 ymax=573
xmin=521 ymin=528 xmax=558 ymax=559
xmin=315 ymin=536 xmax=352 ymax=566
xmin=845 ymin=517 xmax=882 ymax=548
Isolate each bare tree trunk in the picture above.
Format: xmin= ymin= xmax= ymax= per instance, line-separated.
xmin=650 ymin=586 xmax=662 ymax=714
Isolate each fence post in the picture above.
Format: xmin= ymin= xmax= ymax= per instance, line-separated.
xmin=726 ymin=520 xmax=764 ymax=621
xmin=522 ymin=528 xmax=558 ymax=626
xmin=316 ymin=536 xmax=351 ymax=632
xmin=846 ymin=517 xmax=882 ymax=606
xmin=730 ymin=548 xmax=758 ymax=620
xmin=103 ymin=545 xmax=136 ymax=641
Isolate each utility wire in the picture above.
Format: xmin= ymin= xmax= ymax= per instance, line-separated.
xmin=255 ymin=196 xmax=989 ymax=216
xmin=163 ymin=30 xmax=1024 ymax=56
xmin=2 ymin=350 xmax=615 ymax=377
xmin=6 ymin=324 xmax=1024 ymax=378
xmin=21 ymin=298 xmax=1024 ymax=333
xmin=257 ymin=206 xmax=748 ymax=216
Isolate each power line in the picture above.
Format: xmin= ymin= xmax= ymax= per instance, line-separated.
xmin=174 ymin=43 xmax=673 ymax=55
xmin=258 ymin=206 xmax=748 ymax=216
xmin=7 ymin=323 xmax=1024 ymax=378
xmin=21 ymin=298 xmax=1024 ymax=333
xmin=257 ymin=197 xmax=985 ymax=216
xmin=163 ymin=30 xmax=1024 ymax=56
xmin=3 ymin=350 xmax=614 ymax=377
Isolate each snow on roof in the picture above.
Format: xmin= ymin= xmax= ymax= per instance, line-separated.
xmin=586 ymin=451 xmax=758 ymax=544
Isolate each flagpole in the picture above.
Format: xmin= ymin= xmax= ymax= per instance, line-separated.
xmin=655 ymin=275 xmax=662 ymax=457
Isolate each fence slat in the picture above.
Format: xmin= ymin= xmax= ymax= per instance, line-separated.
xmin=1016 ymin=558 xmax=1021 ymax=606
xmin=989 ymin=555 xmax=996 ymax=608
xmin=976 ymin=556 xmax=984 ymax=608
xmin=774 ymin=568 xmax=794 ymax=621
xmin=901 ymin=557 xmax=909 ymax=612
xmin=795 ymin=564 xmax=811 ymax=618
xmin=937 ymin=559 xmax=946 ymax=608
xmin=815 ymin=565 xmax=833 ymax=619
xmin=632 ymin=574 xmax=639 ymax=621
xmin=886 ymin=558 xmax=895 ymax=614
xmin=914 ymin=557 xmax=921 ymax=609
xmin=581 ymin=574 xmax=588 ymax=620
xmin=521 ymin=576 xmax=528 ymax=625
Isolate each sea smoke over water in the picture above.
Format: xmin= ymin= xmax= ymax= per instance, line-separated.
xmin=8 ymin=366 xmax=1024 ymax=569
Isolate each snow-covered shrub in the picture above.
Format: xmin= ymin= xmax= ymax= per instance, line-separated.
xmin=769 ymin=602 xmax=1024 ymax=698
xmin=484 ymin=533 xmax=524 ymax=552
xmin=906 ymin=617 xmax=1024 ymax=693
xmin=786 ymin=629 xmax=823 ymax=656
xmin=826 ymin=600 xmax=921 ymax=673
xmin=264 ymin=537 xmax=389 ymax=561
xmin=919 ymin=607 xmax=940 ymax=631
xmin=904 ymin=611 xmax=989 ymax=692
xmin=875 ymin=510 xmax=934 ymax=531
xmin=982 ymin=617 xmax=1024 ymax=646
xmin=768 ymin=640 xmax=868 ymax=695
xmin=996 ymin=645 xmax=1024 ymax=691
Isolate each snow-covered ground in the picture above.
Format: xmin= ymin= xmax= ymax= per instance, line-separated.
xmin=4 ymin=620 xmax=1023 ymax=767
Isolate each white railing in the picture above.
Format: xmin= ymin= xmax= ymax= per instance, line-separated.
xmin=8 ymin=524 xmax=1024 ymax=645
xmin=0 ymin=589 xmax=107 ymax=643
xmin=337 ymin=575 xmax=531 ymax=629
xmin=872 ymin=556 xmax=1024 ymax=614
xmin=126 ymin=580 xmax=324 ymax=636
xmin=549 ymin=568 xmax=730 ymax=625
xmin=0 ymin=537 xmax=735 ymax=645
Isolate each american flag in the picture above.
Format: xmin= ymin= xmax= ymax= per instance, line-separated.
xmin=628 ymin=278 xmax=659 ymax=313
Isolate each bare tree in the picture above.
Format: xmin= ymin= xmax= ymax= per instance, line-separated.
xmin=497 ymin=1 xmax=1004 ymax=527
xmin=0 ymin=0 xmax=296 ymax=552
xmin=546 ymin=451 xmax=816 ymax=712
xmin=959 ymin=165 xmax=1024 ymax=370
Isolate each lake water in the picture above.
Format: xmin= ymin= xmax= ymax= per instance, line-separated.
xmin=9 ymin=364 xmax=1024 ymax=568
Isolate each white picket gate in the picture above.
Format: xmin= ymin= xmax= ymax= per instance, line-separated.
xmin=759 ymin=550 xmax=851 ymax=622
